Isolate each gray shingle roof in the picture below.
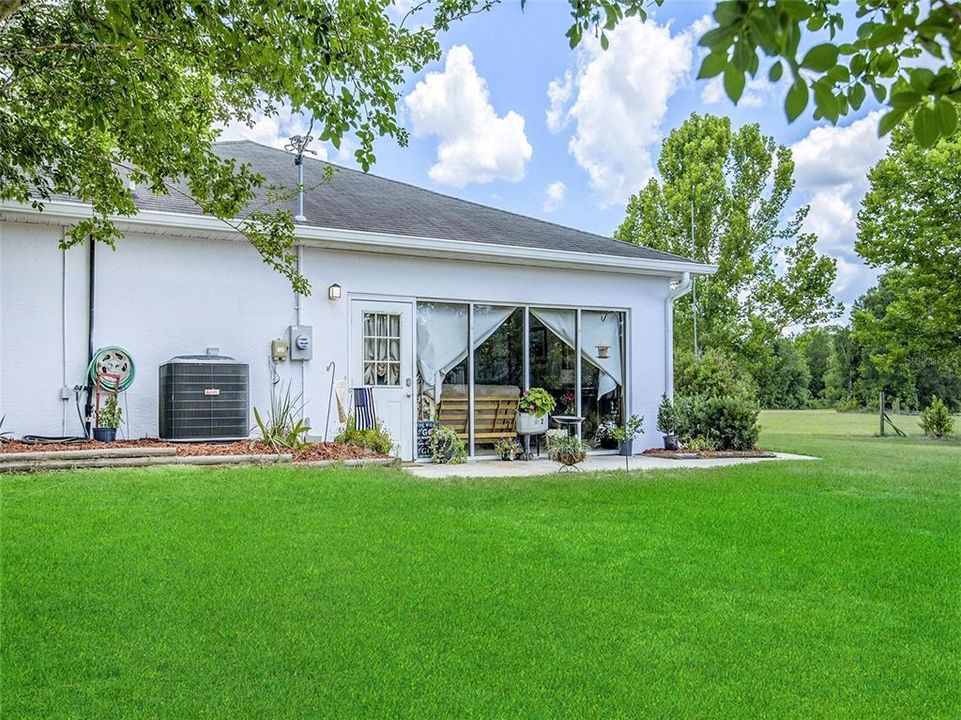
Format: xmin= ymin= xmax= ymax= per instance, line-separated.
xmin=131 ymin=140 xmax=696 ymax=265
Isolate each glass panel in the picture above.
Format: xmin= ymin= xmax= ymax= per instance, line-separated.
xmin=362 ymin=311 xmax=402 ymax=387
xmin=529 ymin=308 xmax=577 ymax=422
xmin=472 ymin=306 xmax=523 ymax=456
xmin=416 ymin=302 xmax=469 ymax=458
xmin=580 ymin=311 xmax=625 ymax=448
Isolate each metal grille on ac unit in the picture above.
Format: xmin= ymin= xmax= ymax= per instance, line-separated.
xmin=159 ymin=354 xmax=249 ymax=440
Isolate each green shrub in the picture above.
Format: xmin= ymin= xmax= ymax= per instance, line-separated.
xmin=674 ymin=393 xmax=760 ymax=451
xmin=834 ymin=396 xmax=861 ymax=413
xmin=656 ymin=394 xmax=677 ymax=435
xmin=676 ymin=349 xmax=756 ymax=400
xmin=920 ymin=396 xmax=954 ymax=438
xmin=335 ymin=414 xmax=394 ymax=455
xmin=686 ymin=435 xmax=718 ymax=452
xmin=428 ymin=425 xmax=467 ymax=464
xmin=252 ymin=383 xmax=310 ymax=450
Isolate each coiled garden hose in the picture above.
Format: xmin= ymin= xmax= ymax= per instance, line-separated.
xmin=87 ymin=346 xmax=136 ymax=392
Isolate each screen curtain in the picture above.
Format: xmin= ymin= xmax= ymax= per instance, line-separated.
xmin=530 ymin=308 xmax=623 ymax=399
xmin=417 ymin=304 xmax=517 ymax=402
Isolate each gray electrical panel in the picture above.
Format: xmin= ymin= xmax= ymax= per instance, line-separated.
xmin=288 ymin=325 xmax=313 ymax=361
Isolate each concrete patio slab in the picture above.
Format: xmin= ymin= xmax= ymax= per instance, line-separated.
xmin=405 ymin=451 xmax=816 ymax=479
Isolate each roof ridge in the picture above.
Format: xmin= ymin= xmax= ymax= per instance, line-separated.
xmin=213 ymin=139 xmax=690 ymax=263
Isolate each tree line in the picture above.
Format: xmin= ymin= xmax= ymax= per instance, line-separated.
xmin=618 ymin=112 xmax=961 ymax=413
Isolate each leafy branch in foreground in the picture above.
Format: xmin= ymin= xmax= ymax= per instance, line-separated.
xmin=0 ymin=0 xmax=490 ymax=292
xmin=561 ymin=1 xmax=961 ymax=146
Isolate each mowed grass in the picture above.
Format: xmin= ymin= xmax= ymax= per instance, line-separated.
xmin=2 ymin=413 xmax=959 ymax=718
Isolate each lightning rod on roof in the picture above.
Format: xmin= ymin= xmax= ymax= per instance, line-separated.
xmin=285 ymin=132 xmax=317 ymax=223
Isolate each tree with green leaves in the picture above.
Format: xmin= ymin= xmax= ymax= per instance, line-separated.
xmin=615 ymin=113 xmax=840 ymax=365
xmin=564 ymin=0 xmax=961 ymax=147
xmin=855 ymin=123 xmax=961 ymax=372
xmin=0 ymin=0 xmax=489 ymax=293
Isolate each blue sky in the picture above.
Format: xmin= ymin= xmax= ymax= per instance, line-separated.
xmin=222 ymin=1 xmax=892 ymax=315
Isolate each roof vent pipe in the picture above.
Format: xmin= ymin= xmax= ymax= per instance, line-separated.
xmin=285 ymin=133 xmax=316 ymax=223
xmin=665 ymin=271 xmax=693 ymax=399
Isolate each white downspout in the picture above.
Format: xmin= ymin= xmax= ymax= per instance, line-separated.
xmin=665 ymin=271 xmax=693 ymax=399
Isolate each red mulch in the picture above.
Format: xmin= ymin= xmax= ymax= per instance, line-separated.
xmin=0 ymin=438 xmax=384 ymax=462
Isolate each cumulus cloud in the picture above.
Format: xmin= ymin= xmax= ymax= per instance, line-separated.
xmin=790 ymin=111 xmax=890 ymax=304
xmin=546 ymin=71 xmax=573 ymax=133
xmin=405 ymin=45 xmax=533 ymax=186
xmin=545 ymin=17 xmax=693 ymax=206
xmin=542 ymin=181 xmax=566 ymax=213
xmin=217 ymin=112 xmax=328 ymax=160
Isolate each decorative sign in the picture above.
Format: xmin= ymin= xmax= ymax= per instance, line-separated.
xmin=417 ymin=421 xmax=436 ymax=458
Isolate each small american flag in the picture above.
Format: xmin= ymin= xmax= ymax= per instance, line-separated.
xmin=352 ymin=387 xmax=377 ymax=431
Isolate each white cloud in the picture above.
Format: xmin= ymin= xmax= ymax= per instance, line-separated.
xmin=789 ymin=111 xmax=890 ymax=306
xmin=689 ymin=13 xmax=715 ymax=39
xmin=546 ymin=71 xmax=573 ymax=133
xmin=217 ymin=112 xmax=328 ymax=160
xmin=542 ymin=181 xmax=566 ymax=213
xmin=404 ymin=45 xmax=532 ymax=186
xmin=792 ymin=110 xmax=889 ymax=189
xmin=545 ymin=17 xmax=693 ymax=206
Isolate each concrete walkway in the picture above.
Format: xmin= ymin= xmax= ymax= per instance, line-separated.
xmin=406 ymin=451 xmax=816 ymax=479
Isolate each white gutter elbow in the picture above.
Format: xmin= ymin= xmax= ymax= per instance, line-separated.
xmin=665 ymin=271 xmax=693 ymax=399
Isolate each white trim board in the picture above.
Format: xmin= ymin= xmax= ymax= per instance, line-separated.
xmin=0 ymin=200 xmax=718 ymax=279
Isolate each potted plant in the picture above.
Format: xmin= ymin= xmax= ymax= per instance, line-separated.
xmin=428 ymin=425 xmax=467 ymax=464
xmin=593 ymin=416 xmax=619 ymax=450
xmin=547 ymin=433 xmax=589 ymax=469
xmin=610 ymin=414 xmax=644 ymax=456
xmin=517 ymin=388 xmax=555 ymax=435
xmin=93 ymin=394 xmax=122 ymax=442
xmin=656 ymin=394 xmax=680 ymax=450
xmin=494 ymin=437 xmax=520 ymax=461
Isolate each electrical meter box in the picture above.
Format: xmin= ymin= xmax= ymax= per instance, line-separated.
xmin=288 ymin=325 xmax=313 ymax=361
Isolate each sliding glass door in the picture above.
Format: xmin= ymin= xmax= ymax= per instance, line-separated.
xmin=472 ymin=306 xmax=524 ymax=455
xmin=529 ymin=309 xmax=577 ymax=417
xmin=416 ymin=300 xmax=626 ymax=458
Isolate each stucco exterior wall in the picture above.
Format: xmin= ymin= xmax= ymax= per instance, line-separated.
xmin=0 ymin=220 xmax=672 ymax=450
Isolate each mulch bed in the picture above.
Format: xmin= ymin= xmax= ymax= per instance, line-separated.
xmin=641 ymin=448 xmax=776 ymax=459
xmin=0 ymin=438 xmax=384 ymax=462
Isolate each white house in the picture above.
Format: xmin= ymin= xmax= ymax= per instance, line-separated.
xmin=0 ymin=141 xmax=714 ymax=460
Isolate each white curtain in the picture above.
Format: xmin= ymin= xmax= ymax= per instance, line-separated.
xmin=580 ymin=311 xmax=623 ymax=398
xmin=417 ymin=304 xmax=516 ymax=402
xmin=530 ymin=308 xmax=623 ymax=399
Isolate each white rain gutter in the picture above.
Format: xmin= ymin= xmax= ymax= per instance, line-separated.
xmin=0 ymin=200 xmax=718 ymax=278
xmin=665 ymin=271 xmax=693 ymax=398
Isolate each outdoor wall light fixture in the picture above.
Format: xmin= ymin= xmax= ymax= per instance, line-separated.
xmin=595 ymin=344 xmax=610 ymax=359
xmin=328 ymin=283 xmax=342 ymax=300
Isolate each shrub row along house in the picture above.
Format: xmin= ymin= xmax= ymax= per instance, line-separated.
xmin=0 ymin=141 xmax=715 ymax=459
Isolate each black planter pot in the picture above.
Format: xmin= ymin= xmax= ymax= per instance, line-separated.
xmin=92 ymin=427 xmax=117 ymax=443
xmin=600 ymin=437 xmax=618 ymax=450
xmin=662 ymin=434 xmax=680 ymax=451
xmin=617 ymin=439 xmax=634 ymax=457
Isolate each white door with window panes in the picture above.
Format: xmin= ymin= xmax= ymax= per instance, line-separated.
xmin=349 ymin=300 xmax=414 ymax=460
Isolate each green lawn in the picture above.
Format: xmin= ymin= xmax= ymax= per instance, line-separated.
xmin=3 ymin=412 xmax=959 ymax=718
